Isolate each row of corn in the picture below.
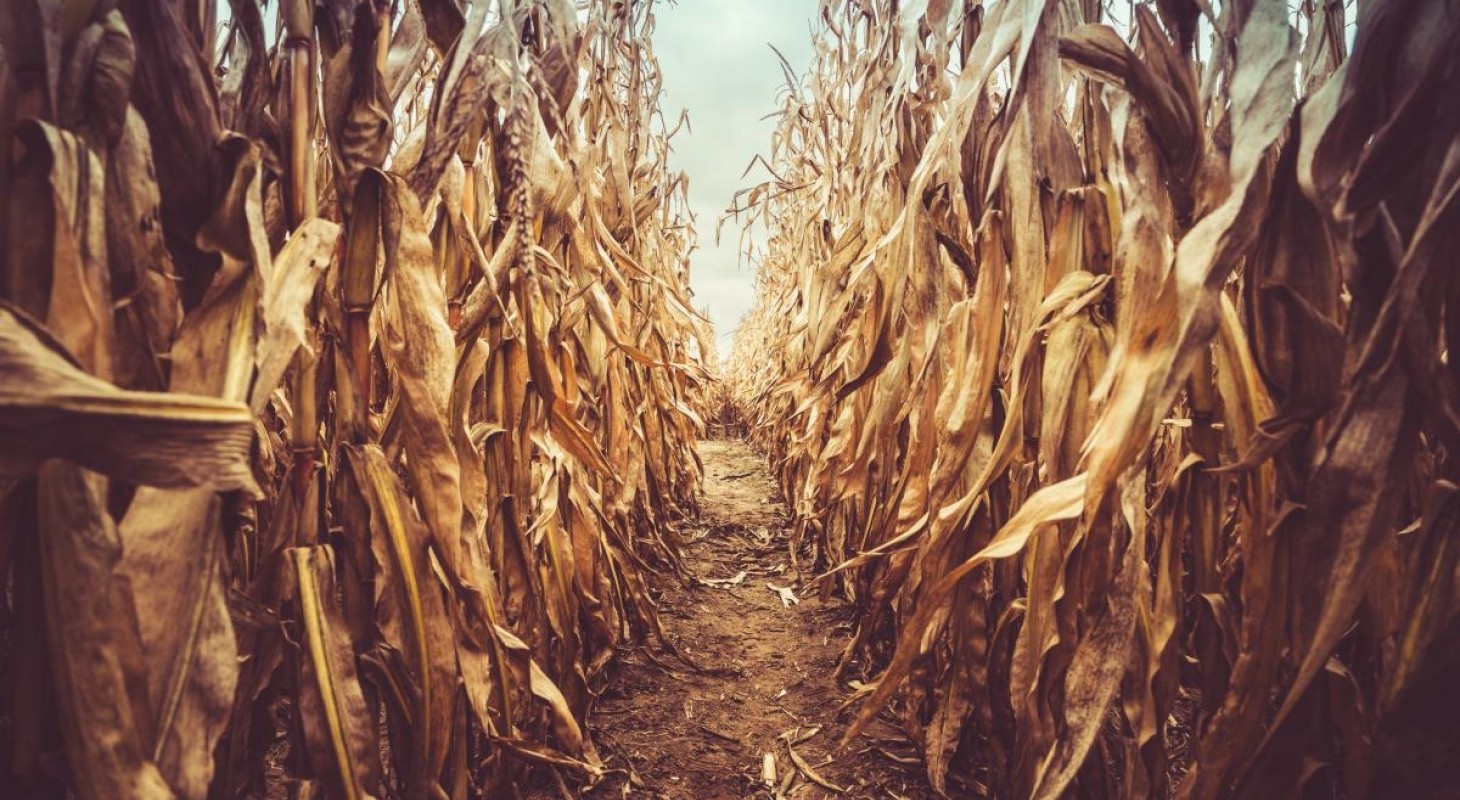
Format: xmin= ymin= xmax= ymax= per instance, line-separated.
xmin=728 ymin=0 xmax=1460 ymax=797
xmin=0 ymin=0 xmax=706 ymax=797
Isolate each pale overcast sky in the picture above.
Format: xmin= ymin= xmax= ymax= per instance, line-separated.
xmin=651 ymin=1 xmax=817 ymax=352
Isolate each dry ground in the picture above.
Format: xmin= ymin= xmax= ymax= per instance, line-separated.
xmin=585 ymin=440 xmax=937 ymax=799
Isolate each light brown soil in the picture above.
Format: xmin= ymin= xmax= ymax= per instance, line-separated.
xmin=586 ymin=440 xmax=936 ymax=800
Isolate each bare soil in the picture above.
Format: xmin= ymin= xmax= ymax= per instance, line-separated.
xmin=585 ymin=440 xmax=936 ymax=800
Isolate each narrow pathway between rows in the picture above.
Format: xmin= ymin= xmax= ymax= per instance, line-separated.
xmin=589 ymin=440 xmax=935 ymax=799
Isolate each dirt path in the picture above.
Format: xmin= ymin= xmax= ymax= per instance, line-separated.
xmin=588 ymin=440 xmax=935 ymax=799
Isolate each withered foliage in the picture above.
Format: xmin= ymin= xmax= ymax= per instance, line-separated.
xmin=0 ymin=0 xmax=706 ymax=797
xmin=729 ymin=0 xmax=1460 ymax=797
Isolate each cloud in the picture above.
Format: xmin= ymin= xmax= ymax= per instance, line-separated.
xmin=651 ymin=1 xmax=817 ymax=351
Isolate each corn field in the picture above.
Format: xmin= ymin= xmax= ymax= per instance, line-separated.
xmin=2 ymin=0 xmax=1459 ymax=798
xmin=0 ymin=0 xmax=708 ymax=797
xmin=726 ymin=0 xmax=1460 ymax=798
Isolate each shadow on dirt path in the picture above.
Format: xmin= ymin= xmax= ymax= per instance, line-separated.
xmin=587 ymin=440 xmax=937 ymax=799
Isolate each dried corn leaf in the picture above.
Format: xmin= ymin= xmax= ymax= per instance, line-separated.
xmin=0 ymin=303 xmax=254 ymax=492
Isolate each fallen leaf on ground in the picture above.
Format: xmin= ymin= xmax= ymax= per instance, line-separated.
xmin=767 ymin=584 xmax=800 ymax=607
